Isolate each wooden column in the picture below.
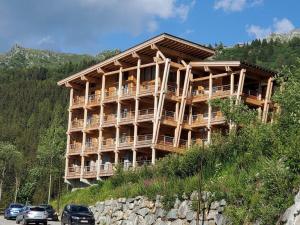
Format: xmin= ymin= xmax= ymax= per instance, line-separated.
xmin=229 ymin=73 xmax=234 ymax=130
xmin=258 ymin=81 xmax=262 ymax=120
xmin=235 ymin=69 xmax=246 ymax=105
xmin=175 ymin=69 xmax=180 ymax=120
xmin=207 ymin=71 xmax=213 ymax=144
xmin=262 ymin=77 xmax=273 ymax=123
xmin=115 ymin=68 xmax=123 ymax=164
xmin=151 ymin=147 xmax=156 ymax=165
xmin=65 ymin=87 xmax=74 ymax=181
xmin=133 ymin=58 xmax=141 ymax=168
xmin=188 ymin=85 xmax=193 ymax=147
xmin=81 ymin=80 xmax=89 ymax=178
xmin=97 ymin=74 xmax=105 ymax=179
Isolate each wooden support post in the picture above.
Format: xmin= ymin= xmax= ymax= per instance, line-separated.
xmin=235 ymin=69 xmax=246 ymax=105
xmin=96 ymin=153 xmax=102 ymax=180
xmin=64 ymin=156 xmax=69 ymax=183
xmin=262 ymin=77 xmax=273 ymax=123
xmin=174 ymin=65 xmax=191 ymax=147
xmin=229 ymin=73 xmax=234 ymax=130
xmin=151 ymin=148 xmax=156 ymax=165
xmin=188 ymin=85 xmax=192 ymax=147
xmin=152 ymin=59 xmax=171 ymax=144
xmin=207 ymin=72 xmax=213 ymax=144
xmin=154 ymin=52 xmax=160 ymax=118
xmin=175 ymin=69 xmax=180 ymax=120
xmin=115 ymin=68 xmax=123 ymax=165
xmin=133 ymin=59 xmax=141 ymax=168
xmin=258 ymin=81 xmax=262 ymax=120
xmin=81 ymin=81 xmax=89 ymax=179
xmin=99 ymin=75 xmax=105 ymax=152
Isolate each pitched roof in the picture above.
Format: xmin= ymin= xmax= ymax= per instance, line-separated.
xmin=57 ymin=33 xmax=215 ymax=86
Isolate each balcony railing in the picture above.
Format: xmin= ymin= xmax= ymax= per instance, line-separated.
xmin=71 ymin=119 xmax=84 ymax=130
xmin=120 ymin=111 xmax=135 ymax=123
xmin=83 ymin=166 xmax=97 ymax=176
xmin=118 ymin=136 xmax=134 ymax=148
xmin=139 ymin=84 xmax=156 ymax=95
xmin=102 ymin=114 xmax=117 ymax=126
xmin=87 ymin=94 xmax=101 ymax=105
xmin=101 ymin=138 xmax=116 ymax=150
xmin=86 ymin=117 xmax=100 ymax=129
xmin=162 ymin=110 xmax=176 ymax=121
xmin=243 ymin=88 xmax=259 ymax=99
xmin=136 ymin=134 xmax=153 ymax=146
xmin=85 ymin=141 xmax=99 ymax=153
xmin=104 ymin=90 xmax=118 ymax=102
xmin=138 ymin=108 xmax=154 ymax=121
xmin=69 ymin=143 xmax=82 ymax=154
xmin=72 ymin=96 xmax=85 ymax=107
xmin=156 ymin=135 xmax=188 ymax=152
xmin=67 ymin=166 xmax=81 ymax=178
xmin=99 ymin=163 xmax=115 ymax=176
xmin=120 ymin=86 xmax=136 ymax=99
xmin=191 ymin=111 xmax=225 ymax=126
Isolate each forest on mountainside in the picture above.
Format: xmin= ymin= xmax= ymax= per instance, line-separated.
xmin=0 ymin=37 xmax=299 ymax=209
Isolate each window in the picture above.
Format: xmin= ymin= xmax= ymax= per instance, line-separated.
xmin=141 ymin=66 xmax=155 ymax=81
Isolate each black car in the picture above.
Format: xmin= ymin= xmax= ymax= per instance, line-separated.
xmin=40 ymin=204 xmax=59 ymax=221
xmin=61 ymin=204 xmax=95 ymax=225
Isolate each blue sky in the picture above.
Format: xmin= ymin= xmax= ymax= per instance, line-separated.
xmin=0 ymin=0 xmax=299 ymax=54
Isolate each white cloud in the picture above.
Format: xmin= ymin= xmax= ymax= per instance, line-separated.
xmin=246 ymin=18 xmax=295 ymax=39
xmin=214 ymin=0 xmax=263 ymax=12
xmin=246 ymin=25 xmax=271 ymax=39
xmin=273 ymin=18 xmax=295 ymax=34
xmin=0 ymin=0 xmax=196 ymax=53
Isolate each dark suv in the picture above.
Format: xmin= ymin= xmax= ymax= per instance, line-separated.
xmin=61 ymin=204 xmax=95 ymax=225
xmin=40 ymin=204 xmax=59 ymax=221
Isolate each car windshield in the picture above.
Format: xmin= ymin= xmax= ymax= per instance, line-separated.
xmin=40 ymin=205 xmax=53 ymax=210
xmin=30 ymin=207 xmax=45 ymax=212
xmin=69 ymin=205 xmax=89 ymax=213
xmin=10 ymin=204 xmax=23 ymax=208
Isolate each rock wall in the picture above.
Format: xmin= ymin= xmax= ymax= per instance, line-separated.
xmin=90 ymin=192 xmax=227 ymax=225
xmin=280 ymin=191 xmax=300 ymax=225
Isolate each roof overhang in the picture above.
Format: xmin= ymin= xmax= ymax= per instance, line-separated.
xmin=57 ymin=33 xmax=215 ymax=86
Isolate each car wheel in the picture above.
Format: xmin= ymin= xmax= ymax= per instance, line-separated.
xmin=43 ymin=222 xmax=48 ymax=225
xmin=22 ymin=218 xmax=28 ymax=225
xmin=16 ymin=219 xmax=20 ymax=224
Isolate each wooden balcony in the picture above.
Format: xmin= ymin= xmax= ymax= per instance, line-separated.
xmin=119 ymin=111 xmax=135 ymax=124
xmin=85 ymin=141 xmax=99 ymax=154
xmin=118 ymin=136 xmax=134 ymax=149
xmin=87 ymin=94 xmax=101 ymax=107
xmin=101 ymin=138 xmax=116 ymax=151
xmin=161 ymin=110 xmax=177 ymax=126
xmin=86 ymin=117 xmax=100 ymax=130
xmin=103 ymin=90 xmax=118 ymax=103
xmin=139 ymin=83 xmax=156 ymax=96
xmin=191 ymin=111 xmax=225 ymax=127
xmin=155 ymin=135 xmax=187 ymax=154
xmin=72 ymin=96 xmax=85 ymax=108
xmin=83 ymin=166 xmax=97 ymax=178
xmin=120 ymin=87 xmax=136 ymax=100
xmin=136 ymin=134 xmax=153 ymax=147
xmin=67 ymin=166 xmax=81 ymax=179
xmin=68 ymin=143 xmax=82 ymax=155
xmin=137 ymin=109 xmax=154 ymax=122
xmin=70 ymin=119 xmax=84 ymax=131
xmin=102 ymin=114 xmax=117 ymax=127
xmin=99 ymin=163 xmax=115 ymax=177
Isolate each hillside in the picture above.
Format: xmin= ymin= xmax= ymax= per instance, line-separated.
xmin=0 ymin=37 xmax=300 ymax=224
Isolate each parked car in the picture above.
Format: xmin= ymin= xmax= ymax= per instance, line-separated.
xmin=16 ymin=206 xmax=48 ymax=225
xmin=39 ymin=204 xmax=59 ymax=221
xmin=61 ymin=204 xmax=95 ymax=225
xmin=4 ymin=203 xmax=24 ymax=219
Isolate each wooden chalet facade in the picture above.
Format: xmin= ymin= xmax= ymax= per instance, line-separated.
xmin=58 ymin=33 xmax=275 ymax=186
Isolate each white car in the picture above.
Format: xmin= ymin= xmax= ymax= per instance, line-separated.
xmin=16 ymin=206 xmax=48 ymax=225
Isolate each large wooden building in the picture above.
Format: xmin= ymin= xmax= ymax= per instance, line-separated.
xmin=58 ymin=33 xmax=275 ymax=186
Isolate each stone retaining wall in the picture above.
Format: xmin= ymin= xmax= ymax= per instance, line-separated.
xmin=90 ymin=192 xmax=227 ymax=225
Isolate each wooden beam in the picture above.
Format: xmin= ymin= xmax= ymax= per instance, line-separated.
xmin=114 ymin=60 xmax=132 ymax=68
xmin=66 ymin=82 xmax=82 ymax=90
xmin=154 ymin=44 xmax=198 ymax=61
xmin=81 ymin=75 xmax=98 ymax=83
xmin=97 ymin=67 xmax=105 ymax=74
xmin=132 ymin=52 xmax=153 ymax=62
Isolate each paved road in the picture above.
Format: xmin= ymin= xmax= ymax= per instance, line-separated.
xmin=0 ymin=216 xmax=61 ymax=225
